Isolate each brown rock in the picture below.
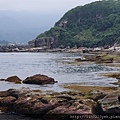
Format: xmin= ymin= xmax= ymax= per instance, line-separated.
xmin=98 ymin=90 xmax=120 ymax=114
xmin=0 ymin=96 xmax=16 ymax=107
xmin=23 ymin=74 xmax=56 ymax=85
xmin=96 ymin=57 xmax=113 ymax=63
xmin=87 ymin=90 xmax=106 ymax=101
xmin=13 ymin=97 xmax=57 ymax=116
xmin=5 ymin=76 xmax=21 ymax=84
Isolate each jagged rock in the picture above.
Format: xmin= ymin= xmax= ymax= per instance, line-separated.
xmin=87 ymin=90 xmax=106 ymax=101
xmin=0 ymin=96 xmax=16 ymax=107
xmin=99 ymin=90 xmax=120 ymax=114
xmin=28 ymin=37 xmax=57 ymax=49
xmin=106 ymin=106 xmax=120 ymax=114
xmin=48 ymin=101 xmax=91 ymax=114
xmin=91 ymin=102 xmax=105 ymax=115
xmin=0 ymin=96 xmax=16 ymax=112
xmin=23 ymin=74 xmax=57 ymax=85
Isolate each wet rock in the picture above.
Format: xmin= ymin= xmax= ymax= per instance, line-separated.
xmin=87 ymin=90 xmax=106 ymax=101
xmin=0 ymin=96 xmax=16 ymax=112
xmin=75 ymin=58 xmax=86 ymax=62
xmin=56 ymin=95 xmax=74 ymax=101
xmin=23 ymin=74 xmax=57 ymax=85
xmin=106 ymin=106 xmax=120 ymax=114
xmin=83 ymin=54 xmax=113 ymax=63
xmin=5 ymin=76 xmax=22 ymax=84
xmin=84 ymin=54 xmax=96 ymax=61
xmin=99 ymin=90 xmax=120 ymax=114
xmin=103 ymin=72 xmax=120 ymax=79
xmin=91 ymin=102 xmax=105 ymax=115
xmin=13 ymin=97 xmax=57 ymax=116
xmin=0 ymin=76 xmax=22 ymax=84
xmin=0 ymin=91 xmax=9 ymax=97
xmin=96 ymin=57 xmax=113 ymax=63
xmin=48 ymin=101 xmax=91 ymax=114
xmin=0 ymin=96 xmax=16 ymax=107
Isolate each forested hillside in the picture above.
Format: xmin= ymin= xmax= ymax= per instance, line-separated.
xmin=30 ymin=0 xmax=120 ymax=48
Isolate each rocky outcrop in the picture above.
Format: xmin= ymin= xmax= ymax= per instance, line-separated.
xmin=0 ymin=88 xmax=102 ymax=119
xmin=0 ymin=76 xmax=22 ymax=84
xmin=0 ymin=85 xmax=120 ymax=119
xmin=23 ymin=74 xmax=57 ymax=85
xmin=99 ymin=90 xmax=120 ymax=114
xmin=75 ymin=54 xmax=114 ymax=63
xmin=28 ymin=37 xmax=58 ymax=49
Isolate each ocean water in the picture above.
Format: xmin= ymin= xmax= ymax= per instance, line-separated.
xmin=0 ymin=52 xmax=118 ymax=92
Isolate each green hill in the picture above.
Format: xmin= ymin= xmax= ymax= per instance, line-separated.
xmin=29 ymin=0 xmax=120 ymax=48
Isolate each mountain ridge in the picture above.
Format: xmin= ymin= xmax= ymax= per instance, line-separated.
xmin=0 ymin=10 xmax=60 ymax=44
xmin=29 ymin=0 xmax=120 ymax=48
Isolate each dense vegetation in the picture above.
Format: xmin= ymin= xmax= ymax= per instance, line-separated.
xmin=36 ymin=0 xmax=120 ymax=48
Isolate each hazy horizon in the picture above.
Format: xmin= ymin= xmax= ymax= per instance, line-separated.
xmin=0 ymin=0 xmax=98 ymax=44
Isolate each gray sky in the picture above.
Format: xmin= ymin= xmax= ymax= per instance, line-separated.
xmin=0 ymin=0 xmax=97 ymax=13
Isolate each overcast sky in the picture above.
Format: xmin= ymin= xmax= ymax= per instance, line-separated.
xmin=0 ymin=0 xmax=97 ymax=13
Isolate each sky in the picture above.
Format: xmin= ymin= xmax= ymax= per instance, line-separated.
xmin=0 ymin=0 xmax=98 ymax=14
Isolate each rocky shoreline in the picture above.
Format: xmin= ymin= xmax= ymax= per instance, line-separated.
xmin=0 ymin=72 xmax=120 ymax=119
xmin=0 ymin=85 xmax=120 ymax=120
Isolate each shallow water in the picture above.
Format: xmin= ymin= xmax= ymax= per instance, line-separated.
xmin=0 ymin=52 xmax=118 ymax=92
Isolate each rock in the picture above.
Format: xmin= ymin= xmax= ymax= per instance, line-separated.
xmin=56 ymin=95 xmax=74 ymax=101
xmin=48 ymin=101 xmax=91 ymax=114
xmin=83 ymin=54 xmax=113 ymax=63
xmin=106 ymin=106 xmax=120 ymax=114
xmin=87 ymin=90 xmax=106 ymax=101
xmin=75 ymin=58 xmax=86 ymax=62
xmin=91 ymin=102 xmax=105 ymax=115
xmin=99 ymin=90 xmax=120 ymax=114
xmin=96 ymin=57 xmax=113 ymax=63
xmin=0 ymin=96 xmax=16 ymax=107
xmin=0 ymin=96 xmax=16 ymax=112
xmin=0 ymin=87 xmax=115 ymax=119
xmin=28 ymin=37 xmax=57 ymax=49
xmin=0 ymin=79 xmax=5 ymax=81
xmin=13 ymin=97 xmax=57 ymax=116
xmin=103 ymin=72 xmax=120 ymax=79
xmin=23 ymin=74 xmax=57 ymax=85
xmin=0 ymin=91 xmax=9 ymax=97
xmin=1 ymin=76 xmax=22 ymax=84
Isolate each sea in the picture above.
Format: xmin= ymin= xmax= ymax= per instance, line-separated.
xmin=0 ymin=52 xmax=118 ymax=119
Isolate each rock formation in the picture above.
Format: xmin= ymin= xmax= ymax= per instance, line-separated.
xmin=23 ymin=74 xmax=57 ymax=85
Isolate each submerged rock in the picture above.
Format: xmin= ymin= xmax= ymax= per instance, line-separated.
xmin=23 ymin=74 xmax=57 ymax=85
xmin=83 ymin=54 xmax=113 ymax=63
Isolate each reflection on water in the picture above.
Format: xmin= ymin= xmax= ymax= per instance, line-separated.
xmin=0 ymin=52 xmax=118 ymax=92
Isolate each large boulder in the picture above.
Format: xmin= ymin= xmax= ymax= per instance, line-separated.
xmin=23 ymin=74 xmax=57 ymax=85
